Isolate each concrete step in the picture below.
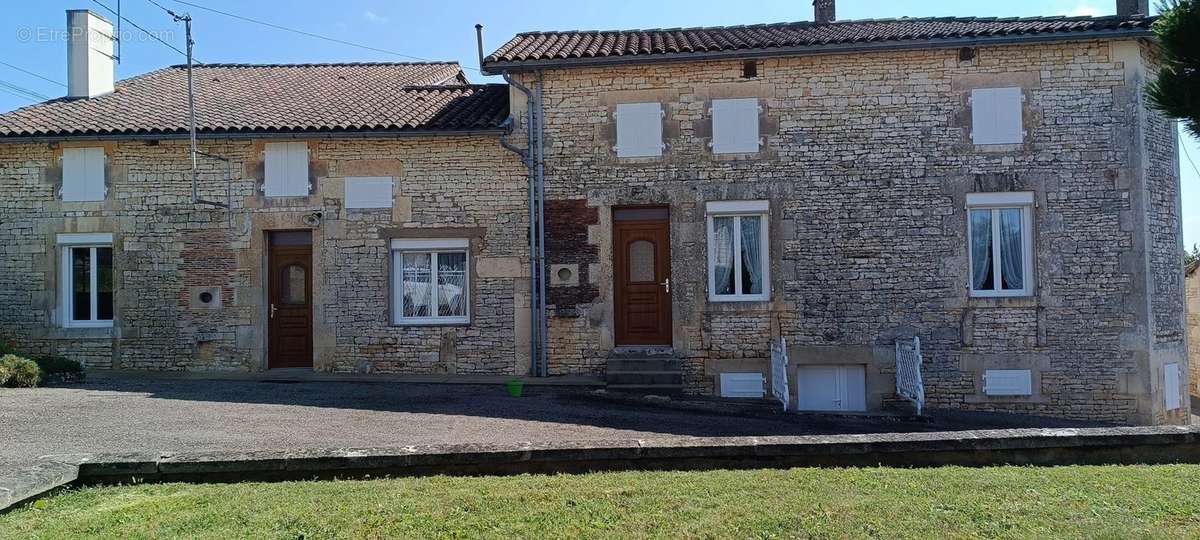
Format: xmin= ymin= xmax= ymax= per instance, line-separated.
xmin=606 ymin=370 xmax=683 ymax=386
xmin=606 ymin=358 xmax=682 ymax=372
xmin=606 ymin=384 xmax=685 ymax=395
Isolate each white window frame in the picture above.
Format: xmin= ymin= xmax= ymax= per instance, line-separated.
xmin=706 ymin=200 xmax=770 ymax=302
xmin=613 ymin=102 xmax=665 ymax=158
xmin=390 ymin=238 xmax=470 ymax=326
xmin=57 ymin=233 xmax=114 ymax=328
xmin=967 ymin=192 xmax=1034 ymax=298
xmin=263 ymin=141 xmax=310 ymax=197
xmin=61 ymin=147 xmax=107 ymax=202
xmin=710 ymin=97 xmax=761 ymax=154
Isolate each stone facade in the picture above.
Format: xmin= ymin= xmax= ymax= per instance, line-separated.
xmin=0 ymin=136 xmax=530 ymax=375
xmin=1188 ymin=264 xmax=1199 ymax=397
xmin=507 ymin=37 xmax=1186 ymax=424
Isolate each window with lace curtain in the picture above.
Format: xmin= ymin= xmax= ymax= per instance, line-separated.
xmin=391 ymin=239 xmax=470 ymax=325
xmin=967 ymin=192 xmax=1034 ymax=297
xmin=706 ymin=200 xmax=770 ymax=302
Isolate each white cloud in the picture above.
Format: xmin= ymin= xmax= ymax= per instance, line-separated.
xmin=363 ymin=10 xmax=389 ymax=24
xmin=1061 ymin=3 xmax=1103 ymax=17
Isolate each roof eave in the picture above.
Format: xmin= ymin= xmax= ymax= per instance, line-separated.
xmin=0 ymin=128 xmax=509 ymax=144
xmin=481 ymin=28 xmax=1155 ymax=74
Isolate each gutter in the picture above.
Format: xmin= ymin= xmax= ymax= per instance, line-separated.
xmin=0 ymin=128 xmax=509 ymax=144
xmin=481 ymin=28 xmax=1154 ymax=74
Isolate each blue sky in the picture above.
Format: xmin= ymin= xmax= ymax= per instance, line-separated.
xmin=2 ymin=0 xmax=1197 ymax=246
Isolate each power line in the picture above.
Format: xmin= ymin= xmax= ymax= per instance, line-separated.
xmin=164 ymin=0 xmax=476 ymax=70
xmin=0 ymin=86 xmax=38 ymax=104
xmin=1182 ymin=135 xmax=1200 ymax=180
xmin=0 ymin=79 xmax=49 ymax=101
xmin=90 ymin=0 xmax=196 ymax=62
xmin=0 ymin=61 xmax=66 ymax=88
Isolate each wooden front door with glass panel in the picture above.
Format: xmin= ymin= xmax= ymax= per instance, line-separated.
xmin=613 ymin=207 xmax=672 ymax=346
xmin=267 ymin=231 xmax=313 ymax=369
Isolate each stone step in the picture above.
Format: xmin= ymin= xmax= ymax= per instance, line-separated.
xmin=605 ymin=370 xmax=683 ymax=386
xmin=606 ymin=358 xmax=682 ymax=372
xmin=608 ymin=347 xmax=675 ymax=359
xmin=605 ymin=383 xmax=685 ymax=395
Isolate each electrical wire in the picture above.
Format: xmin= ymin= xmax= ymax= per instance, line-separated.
xmin=0 ymin=61 xmax=66 ymax=88
xmin=163 ymin=0 xmax=476 ymax=70
xmin=0 ymin=86 xmax=38 ymax=103
xmin=1181 ymin=135 xmax=1200 ymax=180
xmin=0 ymin=79 xmax=49 ymax=101
xmin=90 ymin=0 xmax=196 ymax=61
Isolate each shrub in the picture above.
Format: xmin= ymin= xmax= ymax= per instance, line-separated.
xmin=34 ymin=355 xmax=83 ymax=374
xmin=0 ymin=339 xmax=18 ymax=356
xmin=0 ymin=354 xmax=40 ymax=388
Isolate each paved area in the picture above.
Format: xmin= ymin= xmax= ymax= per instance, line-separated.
xmin=0 ymin=377 xmax=1102 ymax=474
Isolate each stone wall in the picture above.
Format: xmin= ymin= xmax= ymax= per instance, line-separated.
xmin=1188 ymin=265 xmax=1199 ymax=397
xmin=0 ymin=136 xmax=529 ymax=375
xmin=513 ymin=38 xmax=1184 ymax=423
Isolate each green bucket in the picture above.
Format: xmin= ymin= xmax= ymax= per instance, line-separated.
xmin=504 ymin=378 xmax=525 ymax=397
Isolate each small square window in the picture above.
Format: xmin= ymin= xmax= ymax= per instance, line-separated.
xmin=264 ymin=142 xmax=310 ymax=197
xmin=57 ymin=233 xmax=114 ymax=328
xmin=61 ymin=147 xmax=106 ymax=202
xmin=967 ymin=192 xmax=1034 ymax=297
xmin=711 ymin=98 xmax=760 ymax=154
xmin=707 ymin=201 xmax=769 ymax=302
xmin=970 ymin=87 xmax=1024 ymax=145
xmin=391 ymin=239 xmax=470 ymax=325
xmin=614 ymin=102 xmax=664 ymax=158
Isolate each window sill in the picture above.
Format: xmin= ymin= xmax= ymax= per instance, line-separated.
xmin=392 ymin=320 xmax=470 ymax=328
xmin=966 ymin=294 xmax=1038 ymax=308
xmin=48 ymin=325 xmax=113 ymax=340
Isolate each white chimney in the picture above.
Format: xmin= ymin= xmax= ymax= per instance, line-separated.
xmin=67 ymin=9 xmax=115 ymax=99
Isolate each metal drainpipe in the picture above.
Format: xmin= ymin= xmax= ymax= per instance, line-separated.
xmin=534 ymin=73 xmax=548 ymax=377
xmin=501 ymin=71 xmax=541 ymax=377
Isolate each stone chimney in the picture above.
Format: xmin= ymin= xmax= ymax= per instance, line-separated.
xmin=814 ymin=0 xmax=836 ymax=23
xmin=1116 ymin=0 xmax=1150 ymax=17
xmin=67 ymin=10 xmax=115 ymax=99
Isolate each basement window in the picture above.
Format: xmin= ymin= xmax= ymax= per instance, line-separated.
xmin=614 ymin=102 xmax=664 ymax=158
xmin=970 ymin=87 xmax=1025 ymax=145
xmin=707 ymin=201 xmax=769 ymax=302
xmin=58 ymin=233 xmax=114 ymax=328
xmin=61 ymin=147 xmax=106 ymax=202
xmin=967 ymin=192 xmax=1034 ymax=297
xmin=263 ymin=142 xmax=310 ymax=197
xmin=391 ymin=239 xmax=470 ymax=325
xmin=711 ymin=98 xmax=760 ymax=154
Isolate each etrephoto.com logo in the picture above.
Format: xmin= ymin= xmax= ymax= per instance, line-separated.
xmin=15 ymin=26 xmax=175 ymax=43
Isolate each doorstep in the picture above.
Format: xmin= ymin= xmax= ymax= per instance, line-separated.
xmin=84 ymin=369 xmax=604 ymax=387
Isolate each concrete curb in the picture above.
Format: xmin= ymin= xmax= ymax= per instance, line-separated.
xmin=3 ymin=425 xmax=1199 ymax=512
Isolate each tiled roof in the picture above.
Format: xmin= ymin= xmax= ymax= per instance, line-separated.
xmin=483 ymin=16 xmax=1155 ymax=69
xmin=0 ymin=62 xmax=511 ymax=139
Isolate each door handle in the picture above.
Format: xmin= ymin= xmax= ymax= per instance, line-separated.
xmin=661 ymin=277 xmax=670 ymax=294
xmin=270 ymin=303 xmax=277 ymax=319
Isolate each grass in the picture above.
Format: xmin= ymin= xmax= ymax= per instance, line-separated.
xmin=3 ymin=465 xmax=1200 ymax=539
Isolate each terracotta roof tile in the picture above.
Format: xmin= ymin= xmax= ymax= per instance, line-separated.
xmin=483 ymin=15 xmax=1156 ymax=68
xmin=0 ymin=62 xmax=510 ymax=139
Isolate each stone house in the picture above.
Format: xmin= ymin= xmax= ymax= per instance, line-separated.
xmin=0 ymin=1 xmax=1189 ymax=425
xmin=1188 ymin=262 xmax=1199 ymax=398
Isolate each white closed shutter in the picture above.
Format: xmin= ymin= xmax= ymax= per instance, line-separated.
xmin=614 ymin=102 xmax=663 ymax=158
xmin=62 ymin=147 xmax=106 ymax=201
xmin=1164 ymin=363 xmax=1182 ymax=411
xmin=264 ymin=142 xmax=310 ymax=197
xmin=983 ymin=369 xmax=1033 ymax=396
xmin=712 ymin=98 xmax=760 ymax=154
xmin=345 ymin=176 xmax=394 ymax=209
xmin=719 ymin=373 xmax=765 ymax=398
xmin=971 ymin=87 xmax=1024 ymax=145
xmin=797 ymin=365 xmax=866 ymax=412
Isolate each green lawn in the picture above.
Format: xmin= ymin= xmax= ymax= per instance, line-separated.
xmin=3 ymin=465 xmax=1199 ymax=539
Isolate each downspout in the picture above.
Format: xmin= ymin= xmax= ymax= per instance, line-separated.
xmin=534 ymin=72 xmax=547 ymax=377
xmin=500 ymin=70 xmax=541 ymax=377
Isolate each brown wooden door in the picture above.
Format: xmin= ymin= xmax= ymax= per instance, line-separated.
xmin=614 ymin=209 xmax=672 ymax=346
xmin=268 ymin=232 xmax=313 ymax=369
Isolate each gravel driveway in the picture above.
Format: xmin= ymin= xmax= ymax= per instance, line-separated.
xmin=0 ymin=377 xmax=1101 ymax=473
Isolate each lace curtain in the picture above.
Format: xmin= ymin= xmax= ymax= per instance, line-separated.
xmin=437 ymin=252 xmax=467 ymax=317
xmin=970 ymin=210 xmax=993 ymax=290
xmin=713 ymin=217 xmax=734 ymax=295
xmin=740 ymin=216 xmax=763 ymax=294
xmin=999 ymin=209 xmax=1024 ymax=290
